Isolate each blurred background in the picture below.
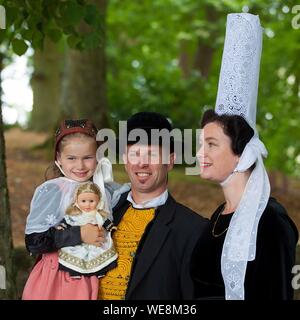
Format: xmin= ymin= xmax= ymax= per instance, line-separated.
xmin=0 ymin=0 xmax=299 ymax=299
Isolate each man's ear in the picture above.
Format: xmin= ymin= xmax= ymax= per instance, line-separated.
xmin=172 ymin=152 xmax=176 ymax=164
xmin=167 ymin=153 xmax=176 ymax=171
xmin=122 ymin=153 xmax=127 ymax=165
xmin=122 ymin=145 xmax=129 ymax=165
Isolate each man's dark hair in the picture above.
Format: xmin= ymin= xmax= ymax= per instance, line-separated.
xmin=126 ymin=112 xmax=174 ymax=153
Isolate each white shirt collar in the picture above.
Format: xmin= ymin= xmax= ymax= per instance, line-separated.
xmin=127 ymin=189 xmax=169 ymax=209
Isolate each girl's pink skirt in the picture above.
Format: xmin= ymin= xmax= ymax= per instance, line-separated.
xmin=22 ymin=252 xmax=99 ymax=300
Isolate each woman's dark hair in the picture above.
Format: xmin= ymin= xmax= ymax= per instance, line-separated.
xmin=201 ymin=109 xmax=254 ymax=156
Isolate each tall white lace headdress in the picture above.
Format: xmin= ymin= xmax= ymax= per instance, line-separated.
xmin=215 ymin=13 xmax=271 ymax=300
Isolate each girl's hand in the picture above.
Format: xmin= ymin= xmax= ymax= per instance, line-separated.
xmin=80 ymin=224 xmax=105 ymax=246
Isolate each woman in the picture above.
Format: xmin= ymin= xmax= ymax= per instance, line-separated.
xmin=191 ymin=109 xmax=298 ymax=300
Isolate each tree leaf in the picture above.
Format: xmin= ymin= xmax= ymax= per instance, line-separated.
xmin=84 ymin=4 xmax=99 ymax=26
xmin=11 ymin=39 xmax=28 ymax=55
xmin=47 ymin=28 xmax=62 ymax=43
xmin=62 ymin=3 xmax=84 ymax=26
xmin=20 ymin=29 xmax=33 ymax=41
xmin=67 ymin=34 xmax=80 ymax=48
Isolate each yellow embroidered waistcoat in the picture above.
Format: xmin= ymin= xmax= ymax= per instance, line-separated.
xmin=98 ymin=206 xmax=155 ymax=300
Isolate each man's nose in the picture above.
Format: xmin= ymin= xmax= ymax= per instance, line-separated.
xmin=138 ymin=154 xmax=149 ymax=166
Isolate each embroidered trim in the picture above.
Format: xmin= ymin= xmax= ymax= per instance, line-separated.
xmin=59 ymin=245 xmax=117 ymax=271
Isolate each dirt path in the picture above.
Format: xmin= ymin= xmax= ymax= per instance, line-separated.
xmin=5 ymin=128 xmax=50 ymax=247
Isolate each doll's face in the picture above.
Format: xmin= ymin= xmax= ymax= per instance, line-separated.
xmin=77 ymin=192 xmax=99 ymax=212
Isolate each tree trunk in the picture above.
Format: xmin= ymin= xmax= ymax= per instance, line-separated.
xmin=193 ymin=5 xmax=219 ymax=78
xmin=279 ymin=172 xmax=289 ymax=194
xmin=178 ymin=40 xmax=191 ymax=78
xmin=29 ymin=39 xmax=62 ymax=132
xmin=193 ymin=42 xmax=214 ymax=78
xmin=0 ymin=53 xmax=17 ymax=299
xmin=60 ymin=0 xmax=108 ymax=129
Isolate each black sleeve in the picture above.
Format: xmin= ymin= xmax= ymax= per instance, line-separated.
xmin=25 ymin=225 xmax=82 ymax=255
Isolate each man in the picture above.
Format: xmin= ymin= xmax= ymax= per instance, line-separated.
xmin=99 ymin=112 xmax=209 ymax=300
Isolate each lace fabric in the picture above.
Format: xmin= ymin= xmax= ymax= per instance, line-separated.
xmin=93 ymin=157 xmax=114 ymax=216
xmin=25 ymin=158 xmax=116 ymax=234
xmin=215 ymin=13 xmax=263 ymax=129
xmin=214 ymin=13 xmax=271 ymax=300
xmin=25 ymin=177 xmax=81 ymax=234
xmin=221 ymin=148 xmax=270 ymax=299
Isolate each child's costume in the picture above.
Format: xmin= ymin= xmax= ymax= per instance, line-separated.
xmin=22 ymin=158 xmax=118 ymax=300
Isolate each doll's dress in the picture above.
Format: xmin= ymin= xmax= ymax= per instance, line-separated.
xmin=58 ymin=210 xmax=118 ymax=276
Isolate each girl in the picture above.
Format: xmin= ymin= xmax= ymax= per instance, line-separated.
xmin=22 ymin=119 xmax=115 ymax=300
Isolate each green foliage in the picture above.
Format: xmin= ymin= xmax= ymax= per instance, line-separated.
xmin=1 ymin=0 xmax=299 ymax=176
xmin=0 ymin=0 xmax=105 ymax=55
xmin=106 ymin=0 xmax=300 ymax=176
xmin=256 ymin=0 xmax=300 ymax=175
xmin=107 ymin=0 xmax=226 ymax=129
xmin=11 ymin=39 xmax=28 ymax=55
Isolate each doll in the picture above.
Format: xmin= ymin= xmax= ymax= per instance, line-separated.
xmin=57 ymin=182 xmax=117 ymax=277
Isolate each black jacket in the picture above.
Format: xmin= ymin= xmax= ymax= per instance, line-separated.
xmin=112 ymin=191 xmax=209 ymax=300
xmin=191 ymin=197 xmax=299 ymax=300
